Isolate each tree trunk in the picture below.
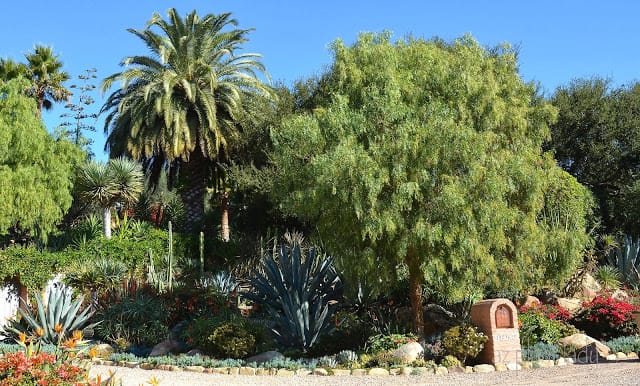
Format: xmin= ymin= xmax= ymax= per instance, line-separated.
xmin=221 ymin=191 xmax=230 ymax=242
xmin=179 ymin=150 xmax=208 ymax=233
xmin=407 ymin=246 xmax=425 ymax=337
xmin=103 ymin=206 xmax=112 ymax=239
xmin=13 ymin=275 xmax=29 ymax=313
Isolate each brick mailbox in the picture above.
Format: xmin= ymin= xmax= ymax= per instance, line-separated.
xmin=471 ymin=298 xmax=521 ymax=365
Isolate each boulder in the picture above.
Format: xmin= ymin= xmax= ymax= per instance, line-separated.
xmin=245 ymin=351 xmax=284 ymax=364
xmin=393 ymin=342 xmax=424 ymax=364
xmin=185 ymin=349 xmax=204 ymax=356
xmin=422 ymin=304 xmax=457 ymax=335
xmin=559 ymin=334 xmax=610 ymax=359
xmin=581 ymin=273 xmax=601 ymax=301
xmin=149 ymin=338 xmax=183 ymax=357
xmin=520 ymin=295 xmax=540 ymax=308
xmin=556 ymin=298 xmax=583 ymax=315
xmin=91 ymin=343 xmax=115 ymax=359
xmin=612 ymin=289 xmax=630 ymax=300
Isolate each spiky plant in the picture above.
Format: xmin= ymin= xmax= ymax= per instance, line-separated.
xmin=245 ymin=241 xmax=343 ymax=351
xmin=596 ymin=265 xmax=622 ymax=291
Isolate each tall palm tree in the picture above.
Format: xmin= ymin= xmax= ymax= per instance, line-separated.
xmin=76 ymin=157 xmax=144 ymax=239
xmin=24 ymin=45 xmax=71 ymax=114
xmin=101 ymin=8 xmax=273 ymax=234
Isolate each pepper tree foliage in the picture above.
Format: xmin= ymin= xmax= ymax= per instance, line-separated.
xmin=0 ymin=78 xmax=83 ymax=241
xmin=268 ymin=33 xmax=592 ymax=334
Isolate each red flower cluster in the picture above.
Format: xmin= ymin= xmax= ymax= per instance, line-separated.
xmin=519 ymin=303 xmax=572 ymax=321
xmin=582 ymin=295 xmax=638 ymax=326
xmin=0 ymin=351 xmax=88 ymax=386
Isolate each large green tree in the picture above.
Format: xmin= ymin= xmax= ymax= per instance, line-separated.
xmin=0 ymin=78 xmax=82 ymax=240
xmin=549 ymin=78 xmax=640 ymax=235
xmin=101 ymin=8 xmax=272 ymax=234
xmin=268 ymin=33 xmax=592 ymax=335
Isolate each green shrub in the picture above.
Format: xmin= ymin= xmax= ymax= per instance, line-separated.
xmin=442 ymin=324 xmax=487 ymax=364
xmin=441 ymin=355 xmax=462 ymax=367
xmin=521 ymin=342 xmax=560 ymax=361
xmin=519 ymin=306 xmax=579 ymax=347
xmin=94 ymin=289 xmax=169 ymax=346
xmin=605 ymin=336 xmax=640 ymax=354
xmin=365 ymin=333 xmax=418 ymax=353
xmin=208 ymin=321 xmax=256 ymax=359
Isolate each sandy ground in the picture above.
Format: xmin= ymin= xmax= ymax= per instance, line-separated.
xmin=90 ymin=360 xmax=640 ymax=386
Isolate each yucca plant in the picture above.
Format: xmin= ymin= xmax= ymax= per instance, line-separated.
xmin=245 ymin=241 xmax=343 ymax=352
xmin=7 ymin=287 xmax=99 ymax=344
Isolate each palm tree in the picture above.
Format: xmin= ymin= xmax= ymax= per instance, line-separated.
xmin=24 ymin=45 xmax=71 ymax=114
xmin=76 ymin=157 xmax=144 ymax=239
xmin=0 ymin=58 xmax=28 ymax=81
xmin=101 ymin=8 xmax=273 ymax=234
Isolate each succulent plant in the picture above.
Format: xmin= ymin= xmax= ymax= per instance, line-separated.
xmin=244 ymin=241 xmax=343 ymax=351
xmin=317 ymin=355 xmax=338 ymax=368
xmin=607 ymin=235 xmax=640 ymax=287
xmin=7 ymin=287 xmax=99 ymax=344
xmin=336 ymin=349 xmax=359 ymax=364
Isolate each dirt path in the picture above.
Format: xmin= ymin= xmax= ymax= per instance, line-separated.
xmin=90 ymin=361 xmax=640 ymax=386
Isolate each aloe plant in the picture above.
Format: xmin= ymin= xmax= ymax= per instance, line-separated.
xmin=245 ymin=241 xmax=343 ymax=351
xmin=8 ymin=287 xmax=99 ymax=344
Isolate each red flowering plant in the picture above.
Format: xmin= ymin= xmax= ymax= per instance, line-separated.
xmin=571 ymin=295 xmax=639 ymax=340
xmin=518 ymin=302 xmax=579 ymax=347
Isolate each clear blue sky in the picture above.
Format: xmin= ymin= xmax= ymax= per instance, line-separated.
xmin=2 ymin=1 xmax=639 ymax=161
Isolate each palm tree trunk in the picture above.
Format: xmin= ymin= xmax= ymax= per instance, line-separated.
xmin=103 ymin=207 xmax=112 ymax=239
xmin=221 ymin=191 xmax=230 ymax=242
xmin=407 ymin=246 xmax=425 ymax=337
xmin=13 ymin=275 xmax=29 ymax=313
xmin=179 ymin=150 xmax=208 ymax=233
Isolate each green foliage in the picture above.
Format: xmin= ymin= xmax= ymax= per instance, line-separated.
xmin=336 ymin=349 xmax=359 ymax=366
xmin=7 ymin=287 xmax=98 ymax=344
xmin=268 ymin=33 xmax=592 ymax=325
xmin=0 ymin=78 xmax=83 ymax=241
xmin=94 ymin=290 xmax=168 ymax=346
xmin=549 ymin=78 xmax=640 ymax=235
xmin=522 ymin=342 xmax=561 ymax=361
xmin=440 ymin=355 xmax=463 ymax=368
xmin=596 ymin=265 xmax=622 ymax=290
xmin=208 ymin=321 xmax=256 ymax=359
xmin=605 ymin=336 xmax=640 ymax=354
xmin=245 ymin=241 xmax=343 ymax=351
xmin=442 ymin=324 xmax=488 ymax=364
xmin=365 ymin=333 xmax=418 ymax=354
xmin=606 ymin=235 xmax=640 ymax=288
xmin=0 ymin=246 xmax=71 ymax=291
xmin=518 ymin=307 xmax=579 ymax=347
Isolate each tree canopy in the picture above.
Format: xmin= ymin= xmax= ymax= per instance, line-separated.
xmin=0 ymin=78 xmax=83 ymax=241
xmin=268 ymin=33 xmax=592 ymax=334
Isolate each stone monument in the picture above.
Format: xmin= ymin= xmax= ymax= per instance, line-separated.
xmin=471 ymin=298 xmax=521 ymax=365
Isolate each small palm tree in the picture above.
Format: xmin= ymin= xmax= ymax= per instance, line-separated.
xmin=76 ymin=157 xmax=144 ymax=238
xmin=24 ymin=45 xmax=71 ymax=114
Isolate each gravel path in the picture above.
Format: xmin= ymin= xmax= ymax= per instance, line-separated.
xmin=90 ymin=361 xmax=640 ymax=386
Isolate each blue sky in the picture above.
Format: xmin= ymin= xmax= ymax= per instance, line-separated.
xmin=2 ymin=1 xmax=639 ymax=161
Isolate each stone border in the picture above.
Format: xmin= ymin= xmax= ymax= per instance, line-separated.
xmin=88 ymin=352 xmax=640 ymax=376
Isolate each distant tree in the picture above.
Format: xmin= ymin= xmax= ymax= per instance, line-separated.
xmin=0 ymin=78 xmax=83 ymax=241
xmin=549 ymin=78 xmax=640 ymax=235
xmin=268 ymin=33 xmax=592 ymax=336
xmin=76 ymin=157 xmax=144 ymax=239
xmin=0 ymin=58 xmax=28 ymax=81
xmin=59 ymin=68 xmax=98 ymax=155
xmin=101 ymin=8 xmax=273 ymax=235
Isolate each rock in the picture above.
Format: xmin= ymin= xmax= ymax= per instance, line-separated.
xmin=185 ymin=366 xmax=205 ymax=373
xmin=435 ymin=366 xmax=448 ymax=375
xmin=506 ymin=362 xmax=521 ymax=371
xmin=521 ymin=295 xmax=540 ymax=308
xmin=533 ymin=360 xmax=554 ymax=368
xmin=332 ymin=369 xmax=351 ymax=376
xmin=239 ymin=367 xmax=256 ymax=375
xmin=520 ymin=361 xmax=533 ymax=369
xmin=185 ymin=349 xmax=203 ymax=356
xmin=228 ymin=367 xmax=239 ymax=375
xmin=212 ymin=367 xmax=229 ymax=374
xmin=447 ymin=366 xmax=465 ymax=373
xmin=616 ymin=352 xmax=628 ymax=360
xmin=612 ymin=289 xmax=629 ymax=300
xmin=389 ymin=368 xmax=401 ymax=375
xmin=245 ymin=351 xmax=284 ymax=364
xmin=606 ymin=354 xmax=617 ymax=361
xmin=559 ymin=334 xmax=611 ymax=358
xmin=556 ymin=298 xmax=583 ymax=314
xmin=369 ymin=368 xmax=389 ymax=376
xmin=473 ymin=364 xmax=495 ymax=373
xmin=581 ymin=273 xmax=601 ymax=300
xmin=413 ymin=367 xmax=434 ymax=375
xmin=539 ymin=290 xmax=559 ymax=305
xmin=149 ymin=338 xmax=183 ymax=357
xmin=312 ymin=368 xmax=329 ymax=376
xmin=555 ymin=358 xmax=566 ymax=366
xmin=276 ymin=369 xmax=294 ymax=376
xmin=256 ymin=368 xmax=275 ymax=376
xmin=400 ymin=367 xmax=413 ymax=376
xmin=564 ymin=357 xmax=575 ymax=365
xmin=124 ymin=361 xmax=139 ymax=368
xmin=140 ymin=363 xmax=155 ymax=370
xmin=393 ymin=342 xmax=424 ymax=364
xmin=351 ymin=369 xmax=367 ymax=376
xmin=91 ymin=343 xmax=115 ymax=359
xmin=464 ymin=366 xmax=473 ymax=373
xmin=422 ymin=304 xmax=458 ymax=335
xmin=295 ymin=369 xmax=311 ymax=376
xmin=494 ymin=363 xmax=508 ymax=372
xmin=627 ymin=352 xmax=638 ymax=359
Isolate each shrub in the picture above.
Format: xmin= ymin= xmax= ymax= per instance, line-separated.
xmin=519 ymin=305 xmax=579 ymax=347
xmin=208 ymin=321 xmax=256 ymax=359
xmin=605 ymin=336 xmax=640 ymax=354
xmin=521 ymin=342 xmax=560 ymax=361
xmin=440 ymin=355 xmax=462 ymax=367
xmin=423 ymin=334 xmax=445 ymax=361
xmin=442 ymin=324 xmax=487 ymax=364
xmin=365 ymin=333 xmax=418 ymax=354
xmin=572 ymin=295 xmax=638 ymax=340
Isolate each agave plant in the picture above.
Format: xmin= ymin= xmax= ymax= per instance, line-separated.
xmin=8 ymin=287 xmax=99 ymax=344
xmin=198 ymin=271 xmax=238 ymax=296
xmin=606 ymin=235 xmax=640 ymax=287
xmin=244 ymin=241 xmax=343 ymax=351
